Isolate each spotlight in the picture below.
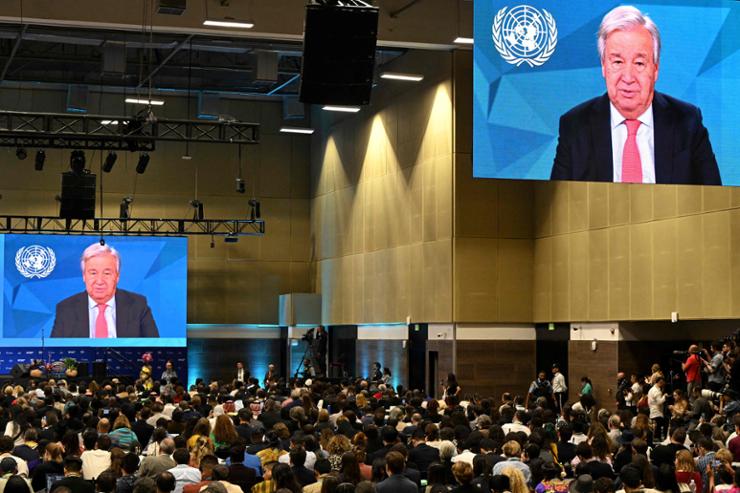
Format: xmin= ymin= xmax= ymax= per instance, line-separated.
xmin=103 ymin=151 xmax=117 ymax=173
xmin=189 ymin=199 xmax=204 ymax=221
xmin=34 ymin=150 xmax=45 ymax=171
xmin=16 ymin=148 xmax=27 ymax=160
xmin=99 ymin=238 xmax=106 ymax=246
xmin=248 ymin=199 xmax=261 ymax=220
xmin=119 ymin=196 xmax=133 ymax=219
xmin=70 ymin=150 xmax=86 ymax=173
xmin=236 ymin=177 xmax=245 ymax=194
xmin=136 ymin=153 xmax=150 ymax=174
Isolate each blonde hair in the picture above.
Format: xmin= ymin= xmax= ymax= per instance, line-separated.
xmin=502 ymin=466 xmax=529 ymax=493
xmin=675 ymin=450 xmax=696 ymax=472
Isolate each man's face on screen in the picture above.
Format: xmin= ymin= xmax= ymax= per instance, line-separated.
xmin=83 ymin=253 xmax=119 ymax=304
xmin=601 ymin=26 xmax=658 ymax=120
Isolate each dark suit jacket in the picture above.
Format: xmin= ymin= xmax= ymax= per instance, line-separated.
xmin=551 ymin=92 xmax=721 ymax=185
xmin=376 ymin=474 xmax=418 ymax=493
xmin=408 ymin=443 xmax=440 ymax=478
xmin=51 ymin=289 xmax=159 ymax=338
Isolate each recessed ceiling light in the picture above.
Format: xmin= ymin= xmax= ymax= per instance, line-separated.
xmin=280 ymin=127 xmax=315 ymax=135
xmin=454 ymin=37 xmax=474 ymax=45
xmin=125 ymin=98 xmax=165 ymax=106
xmin=380 ymin=72 xmax=424 ymax=82
xmin=322 ymin=105 xmax=361 ymax=113
xmin=203 ymin=19 xmax=254 ymax=29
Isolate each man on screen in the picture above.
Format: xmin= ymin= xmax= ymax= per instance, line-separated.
xmin=51 ymin=242 xmax=159 ymax=338
xmin=550 ymin=6 xmax=721 ymax=185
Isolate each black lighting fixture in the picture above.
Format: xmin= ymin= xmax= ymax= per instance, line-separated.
xmin=248 ymin=199 xmax=261 ymax=220
xmin=189 ymin=199 xmax=204 ymax=221
xmin=70 ymin=150 xmax=86 ymax=173
xmin=119 ymin=196 xmax=133 ymax=219
xmin=103 ymin=151 xmax=117 ymax=173
xmin=224 ymin=233 xmax=239 ymax=243
xmin=136 ymin=153 xmax=150 ymax=174
xmin=34 ymin=150 xmax=45 ymax=171
xmin=16 ymin=147 xmax=27 ymax=160
xmin=236 ymin=177 xmax=245 ymax=194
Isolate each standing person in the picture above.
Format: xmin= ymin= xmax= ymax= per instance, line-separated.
xmin=648 ymin=377 xmax=667 ymax=443
xmin=442 ymin=374 xmax=461 ymax=402
xmin=682 ymin=345 xmax=703 ymax=401
xmin=235 ymin=362 xmax=247 ymax=384
xmin=616 ymin=372 xmax=629 ymax=410
xmin=552 ymin=364 xmax=567 ymax=413
xmin=580 ymin=376 xmax=593 ymax=397
xmin=161 ymin=361 xmax=178 ymax=387
xmin=313 ymin=327 xmax=328 ymax=376
xmin=370 ymin=363 xmax=383 ymax=383
xmin=526 ymin=372 xmax=553 ymax=409
xmin=705 ymin=342 xmax=727 ymax=392
xmin=263 ymin=364 xmax=278 ymax=388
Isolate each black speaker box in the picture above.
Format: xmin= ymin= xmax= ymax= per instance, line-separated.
xmin=76 ymin=361 xmax=89 ymax=378
xmin=299 ymin=3 xmax=379 ymax=106
xmin=60 ymin=171 xmax=96 ymax=219
xmin=92 ymin=361 xmax=107 ymax=381
xmin=10 ymin=363 xmax=30 ymax=379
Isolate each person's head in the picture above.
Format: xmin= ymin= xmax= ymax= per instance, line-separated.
xmin=96 ymin=470 xmax=117 ymax=493
xmin=552 ymin=364 xmax=560 ymax=374
xmin=503 ymin=440 xmax=521 ymax=458
xmin=155 ymin=471 xmax=175 ymax=493
xmin=654 ymin=376 xmax=665 ymax=388
xmin=289 ymin=448 xmax=306 ymax=468
xmin=491 ymin=475 xmax=511 ymax=493
xmin=620 ymin=465 xmax=644 ymax=490
xmin=236 ymin=362 xmax=243 ymax=369
xmin=675 ymin=449 xmax=696 ymax=472
xmin=598 ymin=6 xmax=660 ymax=121
xmin=452 ymin=461 xmax=473 ymax=486
xmin=81 ymin=243 xmax=121 ymax=304
xmin=271 ymin=463 xmax=301 ymax=491
xmin=63 ymin=456 xmax=83 ymax=475
xmin=165 ymin=361 xmax=173 ymax=371
xmin=0 ymin=458 xmax=17 ymax=475
xmin=172 ymin=448 xmax=190 ymax=466
xmin=262 ymin=461 xmax=277 ymax=481
xmin=6 ymin=476 xmax=32 ymax=493
xmin=121 ymin=453 xmax=140 ymax=475
xmin=384 ymin=451 xmax=405 ymax=476
xmin=159 ymin=437 xmax=176 ymax=456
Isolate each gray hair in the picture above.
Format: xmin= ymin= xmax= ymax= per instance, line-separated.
xmin=598 ymin=6 xmax=661 ymax=64
xmin=80 ymin=242 xmax=120 ymax=273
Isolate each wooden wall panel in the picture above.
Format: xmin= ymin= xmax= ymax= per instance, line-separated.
xmin=455 ymin=340 xmax=536 ymax=400
xmin=568 ymin=340 xmax=617 ymax=412
xmin=427 ymin=340 xmax=454 ymax=399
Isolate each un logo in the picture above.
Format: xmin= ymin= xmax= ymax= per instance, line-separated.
xmin=15 ymin=245 xmax=56 ymax=279
xmin=492 ymin=5 xmax=558 ymax=67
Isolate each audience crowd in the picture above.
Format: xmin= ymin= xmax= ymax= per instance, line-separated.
xmin=0 ymin=338 xmax=739 ymax=493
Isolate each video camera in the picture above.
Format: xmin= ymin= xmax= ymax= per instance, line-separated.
xmin=673 ymin=349 xmax=701 ymax=358
xmin=301 ymin=328 xmax=315 ymax=342
xmin=701 ymin=386 xmax=738 ymax=401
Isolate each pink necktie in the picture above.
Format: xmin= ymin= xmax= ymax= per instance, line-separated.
xmin=622 ymin=119 xmax=642 ymax=183
xmin=95 ymin=304 xmax=108 ymax=338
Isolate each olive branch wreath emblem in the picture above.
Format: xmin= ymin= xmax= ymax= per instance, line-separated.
xmin=491 ymin=6 xmax=558 ymax=67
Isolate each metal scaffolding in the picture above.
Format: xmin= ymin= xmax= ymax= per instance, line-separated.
xmin=0 ymin=111 xmax=260 ymax=150
xmin=0 ymin=216 xmax=265 ymax=237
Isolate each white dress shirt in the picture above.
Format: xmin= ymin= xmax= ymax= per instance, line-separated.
xmin=88 ymin=295 xmax=117 ymax=338
xmin=610 ymin=103 xmax=655 ymax=183
xmin=236 ymin=368 xmax=245 ymax=382
xmin=168 ymin=464 xmax=201 ymax=493
xmin=552 ymin=372 xmax=567 ymax=393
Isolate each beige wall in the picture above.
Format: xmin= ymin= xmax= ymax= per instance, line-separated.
xmin=311 ymin=51 xmax=454 ymax=324
xmin=0 ymin=88 xmax=311 ymax=324
xmin=452 ymin=52 xmax=534 ymax=323
xmin=534 ymin=181 xmax=740 ymax=322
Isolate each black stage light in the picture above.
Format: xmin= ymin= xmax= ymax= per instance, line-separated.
xmin=119 ymin=196 xmax=133 ymax=219
xmin=189 ymin=199 xmax=204 ymax=221
xmin=16 ymin=147 xmax=27 ymax=160
xmin=103 ymin=151 xmax=117 ymax=173
xmin=136 ymin=153 xmax=150 ymax=174
xmin=70 ymin=150 xmax=86 ymax=173
xmin=236 ymin=177 xmax=245 ymax=194
xmin=248 ymin=199 xmax=261 ymax=220
xmin=34 ymin=150 xmax=45 ymax=171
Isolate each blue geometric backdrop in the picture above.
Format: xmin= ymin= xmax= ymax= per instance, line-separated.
xmin=1 ymin=235 xmax=187 ymax=347
xmin=474 ymin=0 xmax=740 ymax=185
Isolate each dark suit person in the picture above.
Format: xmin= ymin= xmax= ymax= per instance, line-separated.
xmin=51 ymin=243 xmax=159 ymax=338
xmin=550 ymin=6 xmax=721 ymax=186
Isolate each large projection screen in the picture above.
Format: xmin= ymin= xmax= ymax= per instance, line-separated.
xmin=474 ymin=1 xmax=740 ymax=186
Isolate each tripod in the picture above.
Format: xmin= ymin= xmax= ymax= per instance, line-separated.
xmin=293 ymin=341 xmax=317 ymax=381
